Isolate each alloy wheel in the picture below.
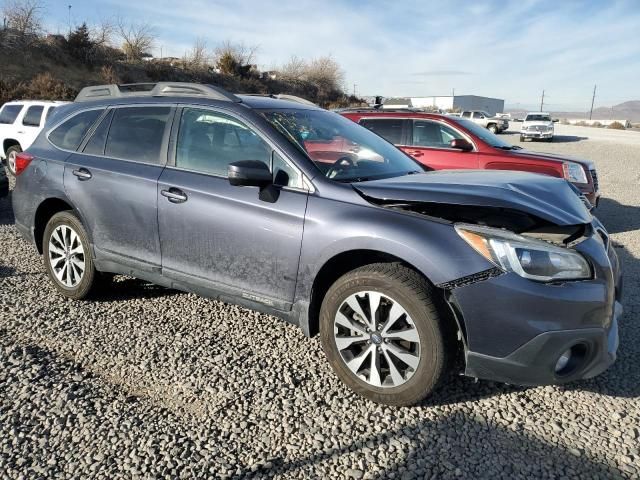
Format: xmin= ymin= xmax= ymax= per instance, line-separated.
xmin=48 ymin=224 xmax=86 ymax=288
xmin=333 ymin=291 xmax=421 ymax=388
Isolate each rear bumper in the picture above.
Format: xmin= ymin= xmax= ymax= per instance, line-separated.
xmin=464 ymin=302 xmax=621 ymax=385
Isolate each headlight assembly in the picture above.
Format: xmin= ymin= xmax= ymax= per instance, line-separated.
xmin=562 ymin=161 xmax=588 ymax=183
xmin=455 ymin=224 xmax=591 ymax=282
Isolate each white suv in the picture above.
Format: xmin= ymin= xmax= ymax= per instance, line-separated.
xmin=0 ymin=100 xmax=69 ymax=175
xmin=520 ymin=112 xmax=554 ymax=142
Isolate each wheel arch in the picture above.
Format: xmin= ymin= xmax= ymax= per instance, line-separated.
xmin=306 ymin=249 xmax=447 ymax=338
xmin=2 ymin=139 xmax=21 ymax=157
xmin=34 ymin=197 xmax=77 ymax=254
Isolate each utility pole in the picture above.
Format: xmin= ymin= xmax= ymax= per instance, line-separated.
xmin=589 ymin=84 xmax=597 ymax=120
xmin=540 ymin=89 xmax=545 ymax=112
xmin=353 ymin=83 xmax=357 ymax=97
xmin=452 ymin=88 xmax=455 ymax=97
xmin=68 ymin=5 xmax=72 ymax=36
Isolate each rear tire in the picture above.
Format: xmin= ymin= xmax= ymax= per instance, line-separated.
xmin=5 ymin=145 xmax=21 ymax=177
xmin=320 ymin=263 xmax=450 ymax=406
xmin=43 ymin=211 xmax=97 ymax=300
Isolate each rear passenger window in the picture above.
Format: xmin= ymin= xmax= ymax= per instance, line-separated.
xmin=359 ymin=119 xmax=404 ymax=144
xmin=176 ymin=108 xmax=271 ymax=177
xmin=0 ymin=104 xmax=23 ymax=124
xmin=83 ymin=110 xmax=114 ymax=155
xmin=22 ymin=106 xmax=44 ymax=127
xmin=46 ymin=107 xmax=57 ymax=120
xmin=49 ymin=109 xmax=103 ymax=151
xmin=105 ymin=107 xmax=171 ymax=163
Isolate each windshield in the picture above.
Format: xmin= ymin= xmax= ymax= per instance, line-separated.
xmin=451 ymin=118 xmax=515 ymax=149
xmin=525 ymin=114 xmax=551 ymax=122
xmin=260 ymin=109 xmax=423 ymax=182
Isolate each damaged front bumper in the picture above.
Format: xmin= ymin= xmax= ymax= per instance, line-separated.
xmin=445 ymin=226 xmax=623 ymax=386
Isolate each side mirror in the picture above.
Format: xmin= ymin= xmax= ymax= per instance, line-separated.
xmin=450 ymin=139 xmax=473 ymax=151
xmin=228 ymin=160 xmax=272 ymax=187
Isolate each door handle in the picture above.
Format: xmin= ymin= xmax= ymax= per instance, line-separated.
xmin=72 ymin=168 xmax=92 ymax=180
xmin=161 ymin=187 xmax=188 ymax=203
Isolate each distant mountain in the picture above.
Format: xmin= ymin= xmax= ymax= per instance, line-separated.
xmin=507 ymin=100 xmax=640 ymax=122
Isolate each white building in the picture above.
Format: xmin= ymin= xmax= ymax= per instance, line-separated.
xmin=382 ymin=95 xmax=505 ymax=115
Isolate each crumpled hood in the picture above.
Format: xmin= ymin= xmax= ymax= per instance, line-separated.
xmin=353 ymin=170 xmax=592 ymax=226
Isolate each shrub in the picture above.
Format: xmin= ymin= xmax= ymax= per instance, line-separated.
xmin=592 ymin=121 xmax=602 ymax=128
xmin=607 ymin=121 xmax=626 ymax=130
xmin=25 ymin=72 xmax=75 ymax=100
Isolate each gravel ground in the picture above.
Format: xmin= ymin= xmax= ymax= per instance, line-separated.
xmin=1 ymin=129 xmax=639 ymax=479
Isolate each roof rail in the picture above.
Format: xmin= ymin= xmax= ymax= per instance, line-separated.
xmin=75 ymin=82 xmax=242 ymax=103
xmin=242 ymin=93 xmax=316 ymax=106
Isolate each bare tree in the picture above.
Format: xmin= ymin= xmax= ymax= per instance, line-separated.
xmin=304 ymin=55 xmax=345 ymax=92
xmin=90 ymin=17 xmax=114 ymax=47
xmin=116 ymin=16 xmax=155 ymax=61
xmin=213 ymin=40 xmax=258 ymax=75
xmin=2 ymin=0 xmax=44 ymax=37
xmin=185 ymin=37 xmax=209 ymax=67
xmin=278 ymin=55 xmax=307 ymax=82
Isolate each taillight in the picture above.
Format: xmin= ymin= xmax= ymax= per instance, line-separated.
xmin=14 ymin=152 xmax=34 ymax=176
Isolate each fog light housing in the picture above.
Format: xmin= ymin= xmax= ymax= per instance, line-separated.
xmin=555 ymin=343 xmax=588 ymax=376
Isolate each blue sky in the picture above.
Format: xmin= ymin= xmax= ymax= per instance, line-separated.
xmin=44 ymin=0 xmax=640 ymax=110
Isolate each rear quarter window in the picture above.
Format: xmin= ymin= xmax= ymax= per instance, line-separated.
xmin=359 ymin=118 xmax=404 ymax=144
xmin=0 ymin=104 xmax=23 ymax=124
xmin=48 ymin=109 xmax=104 ymax=151
xmin=22 ymin=106 xmax=44 ymax=127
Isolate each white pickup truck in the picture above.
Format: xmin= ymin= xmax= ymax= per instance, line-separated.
xmin=460 ymin=110 xmax=509 ymax=134
xmin=0 ymin=100 xmax=69 ymax=176
xmin=520 ymin=112 xmax=555 ymax=142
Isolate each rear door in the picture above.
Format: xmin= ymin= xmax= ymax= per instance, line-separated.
xmin=157 ymin=106 xmax=308 ymax=308
xmin=405 ymin=119 xmax=479 ymax=170
xmin=64 ymin=105 xmax=174 ymax=271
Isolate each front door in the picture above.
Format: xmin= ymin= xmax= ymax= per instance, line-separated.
xmin=64 ymin=105 xmax=174 ymax=270
xmin=401 ymin=119 xmax=479 ymax=170
xmin=157 ymin=107 xmax=308 ymax=309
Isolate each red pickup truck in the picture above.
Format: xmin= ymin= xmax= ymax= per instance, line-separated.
xmin=339 ymin=110 xmax=599 ymax=207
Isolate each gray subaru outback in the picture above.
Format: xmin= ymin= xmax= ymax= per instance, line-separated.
xmin=12 ymin=83 xmax=622 ymax=405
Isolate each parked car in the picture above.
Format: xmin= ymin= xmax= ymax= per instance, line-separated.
xmin=339 ymin=110 xmax=600 ymax=207
xmin=0 ymin=100 xmax=69 ymax=176
xmin=13 ymin=83 xmax=621 ymax=406
xmin=460 ymin=110 xmax=509 ymax=133
xmin=521 ymin=112 xmax=555 ymax=142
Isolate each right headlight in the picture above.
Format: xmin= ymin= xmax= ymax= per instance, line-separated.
xmin=455 ymin=224 xmax=591 ymax=282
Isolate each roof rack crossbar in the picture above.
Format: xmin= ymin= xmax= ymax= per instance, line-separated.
xmin=75 ymin=82 xmax=242 ymax=103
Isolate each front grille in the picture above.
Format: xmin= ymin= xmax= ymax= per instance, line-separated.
xmin=590 ymin=169 xmax=599 ymax=191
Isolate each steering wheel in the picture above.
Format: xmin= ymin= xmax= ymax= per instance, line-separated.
xmin=326 ymin=156 xmax=356 ymax=178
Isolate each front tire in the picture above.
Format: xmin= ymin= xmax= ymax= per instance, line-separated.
xmin=5 ymin=145 xmax=21 ymax=177
xmin=43 ymin=211 xmax=97 ymax=299
xmin=320 ymin=263 xmax=450 ymax=406
xmin=488 ymin=124 xmax=498 ymax=134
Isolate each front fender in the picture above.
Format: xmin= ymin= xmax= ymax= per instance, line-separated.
xmin=294 ymin=194 xmax=495 ymax=304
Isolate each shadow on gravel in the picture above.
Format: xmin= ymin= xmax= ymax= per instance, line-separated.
xmin=241 ymin=416 xmax=625 ymax=479
xmin=596 ymin=197 xmax=640 ymax=234
xmin=90 ymin=277 xmax=179 ymax=302
xmin=0 ymin=190 xmax=14 ymax=225
xmin=549 ymin=135 xmax=589 ymax=143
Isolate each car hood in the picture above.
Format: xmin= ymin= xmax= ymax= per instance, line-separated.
xmin=353 ymin=170 xmax=592 ymax=226
xmin=509 ymin=150 xmax=594 ymax=169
